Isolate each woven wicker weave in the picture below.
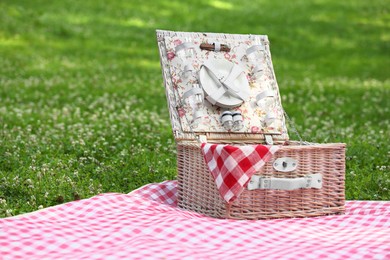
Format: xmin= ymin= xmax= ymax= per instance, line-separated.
xmin=177 ymin=141 xmax=345 ymax=219
xmin=157 ymin=30 xmax=346 ymax=219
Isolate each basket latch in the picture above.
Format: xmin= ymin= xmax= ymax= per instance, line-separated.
xmin=273 ymin=157 xmax=298 ymax=172
xmin=197 ymin=134 xmax=207 ymax=143
xmin=264 ymin=135 xmax=273 ymax=145
xmin=247 ymin=174 xmax=323 ymax=191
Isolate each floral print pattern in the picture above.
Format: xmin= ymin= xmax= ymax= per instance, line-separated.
xmin=158 ymin=31 xmax=289 ymax=141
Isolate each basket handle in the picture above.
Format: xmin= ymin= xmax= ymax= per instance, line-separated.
xmin=247 ymin=174 xmax=323 ymax=191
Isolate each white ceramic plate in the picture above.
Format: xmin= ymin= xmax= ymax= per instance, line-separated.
xmin=199 ymin=59 xmax=250 ymax=108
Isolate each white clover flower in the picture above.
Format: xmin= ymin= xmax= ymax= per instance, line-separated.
xmin=6 ymin=209 xmax=12 ymax=217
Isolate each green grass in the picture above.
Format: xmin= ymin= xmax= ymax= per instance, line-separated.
xmin=0 ymin=0 xmax=389 ymax=217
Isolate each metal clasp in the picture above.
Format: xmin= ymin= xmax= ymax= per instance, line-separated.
xmin=273 ymin=157 xmax=298 ymax=172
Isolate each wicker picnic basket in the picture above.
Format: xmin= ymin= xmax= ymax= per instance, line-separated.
xmin=156 ymin=30 xmax=345 ymax=219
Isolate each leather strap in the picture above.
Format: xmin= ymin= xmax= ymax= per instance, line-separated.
xmin=247 ymin=174 xmax=323 ymax=191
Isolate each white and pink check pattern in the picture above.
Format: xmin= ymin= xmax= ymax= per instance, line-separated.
xmin=1 ymin=180 xmax=389 ymax=260
xmin=201 ymin=143 xmax=279 ymax=202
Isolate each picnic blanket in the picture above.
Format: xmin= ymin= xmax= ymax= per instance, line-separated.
xmin=1 ymin=180 xmax=389 ymax=260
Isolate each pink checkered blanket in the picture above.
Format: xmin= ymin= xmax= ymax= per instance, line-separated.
xmin=1 ymin=180 xmax=389 ymax=259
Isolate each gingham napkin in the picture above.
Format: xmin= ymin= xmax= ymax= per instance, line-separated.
xmin=201 ymin=143 xmax=279 ymax=203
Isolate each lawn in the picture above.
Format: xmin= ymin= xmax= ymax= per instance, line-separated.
xmin=0 ymin=0 xmax=389 ymax=217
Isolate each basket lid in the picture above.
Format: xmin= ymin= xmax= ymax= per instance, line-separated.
xmin=157 ymin=30 xmax=289 ymax=142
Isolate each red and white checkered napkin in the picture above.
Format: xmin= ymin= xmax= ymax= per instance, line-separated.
xmin=201 ymin=143 xmax=279 ymax=202
xmin=1 ymin=181 xmax=390 ymax=260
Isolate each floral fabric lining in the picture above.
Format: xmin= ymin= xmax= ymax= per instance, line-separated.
xmin=161 ymin=32 xmax=289 ymax=139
